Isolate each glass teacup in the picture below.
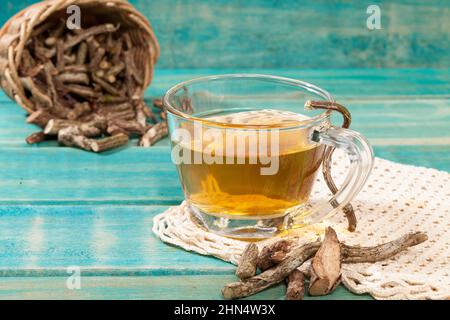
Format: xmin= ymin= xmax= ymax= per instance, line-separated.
xmin=163 ymin=74 xmax=373 ymax=239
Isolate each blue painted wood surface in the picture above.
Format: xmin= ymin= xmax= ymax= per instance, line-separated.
xmin=0 ymin=276 xmax=371 ymax=300
xmin=0 ymin=0 xmax=449 ymax=301
xmin=0 ymin=69 xmax=449 ymax=206
xmin=1 ymin=1 xmax=450 ymax=68
xmin=0 ymin=68 xmax=448 ymax=299
xmin=0 ymin=205 xmax=229 ymax=272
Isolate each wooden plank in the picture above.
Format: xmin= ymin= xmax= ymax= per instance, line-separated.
xmin=0 ymin=205 xmax=230 ymax=272
xmin=0 ymin=2 xmax=445 ymax=301
xmin=0 ymin=0 xmax=450 ymax=68
xmin=0 ymin=275 xmax=372 ymax=300
xmin=0 ymin=69 xmax=447 ymax=204
xmin=1 ymin=1 xmax=449 ymax=68
xmin=144 ymin=69 xmax=450 ymax=100
xmin=133 ymin=0 xmax=450 ymax=69
xmin=0 ymin=204 xmax=371 ymax=300
xmin=0 ymin=67 xmax=447 ymax=300
xmin=0 ymin=144 xmax=448 ymax=205
xmin=374 ymin=145 xmax=450 ymax=172
xmin=0 ymin=202 xmax=373 ymax=300
xmin=0 ymin=95 xmax=449 ymax=146
xmin=1 ymin=69 xmax=448 ymax=104
xmin=0 ymin=147 xmax=183 ymax=204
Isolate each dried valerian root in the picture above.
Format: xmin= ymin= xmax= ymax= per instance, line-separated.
xmin=257 ymin=239 xmax=292 ymax=271
xmin=18 ymin=20 xmax=164 ymax=151
xmin=139 ymin=122 xmax=168 ymax=147
xmin=58 ymin=126 xmax=94 ymax=151
xmin=285 ymin=270 xmax=305 ymax=300
xmin=26 ymin=131 xmax=47 ymax=144
xmin=235 ymin=243 xmax=259 ymax=280
xmin=222 ymin=240 xmax=321 ymax=299
xmin=91 ymin=133 xmax=129 ymax=152
xmin=44 ymin=118 xmax=102 ymax=137
xmin=309 ymin=227 xmax=341 ymax=296
xmin=26 ymin=109 xmax=52 ymax=128
xmin=153 ymin=98 xmax=167 ymax=121
xmin=153 ymin=98 xmax=163 ymax=109
xmin=57 ymin=126 xmax=128 ymax=152
xmin=341 ymin=232 xmax=428 ymax=263
xmin=222 ymin=228 xmax=427 ymax=300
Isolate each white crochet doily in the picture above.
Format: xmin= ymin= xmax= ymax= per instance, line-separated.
xmin=152 ymin=152 xmax=450 ymax=300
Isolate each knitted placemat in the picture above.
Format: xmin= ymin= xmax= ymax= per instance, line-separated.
xmin=152 ymin=152 xmax=450 ymax=300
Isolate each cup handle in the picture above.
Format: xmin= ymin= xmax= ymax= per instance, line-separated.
xmin=289 ymin=126 xmax=374 ymax=228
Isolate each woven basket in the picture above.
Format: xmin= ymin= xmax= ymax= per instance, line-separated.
xmin=0 ymin=0 xmax=159 ymax=113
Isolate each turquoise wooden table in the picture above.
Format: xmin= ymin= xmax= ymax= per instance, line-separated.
xmin=0 ymin=0 xmax=449 ymax=300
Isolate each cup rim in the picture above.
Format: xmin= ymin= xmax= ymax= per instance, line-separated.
xmin=163 ymin=73 xmax=333 ymax=129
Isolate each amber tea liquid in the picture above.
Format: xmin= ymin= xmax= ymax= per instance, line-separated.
xmin=174 ymin=110 xmax=325 ymax=218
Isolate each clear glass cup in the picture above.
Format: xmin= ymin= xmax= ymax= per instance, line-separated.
xmin=163 ymin=74 xmax=374 ymax=239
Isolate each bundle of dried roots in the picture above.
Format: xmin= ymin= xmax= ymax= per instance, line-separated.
xmin=223 ymin=227 xmax=428 ymax=300
xmin=0 ymin=0 xmax=165 ymax=152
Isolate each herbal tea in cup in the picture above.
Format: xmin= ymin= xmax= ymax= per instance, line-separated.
xmin=164 ymin=74 xmax=373 ymax=238
xmin=174 ymin=110 xmax=325 ymax=218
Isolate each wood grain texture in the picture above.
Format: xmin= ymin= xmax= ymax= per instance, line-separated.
xmin=1 ymin=97 xmax=449 ymax=146
xmin=0 ymin=0 xmax=448 ymax=301
xmin=120 ymin=0 xmax=450 ymax=68
xmin=0 ymin=145 xmax=448 ymax=205
xmin=0 ymin=67 xmax=448 ymax=299
xmin=0 ymin=205 xmax=230 ymax=272
xmin=1 ymin=69 xmax=449 ymax=144
xmin=0 ymin=275 xmax=372 ymax=300
xmin=1 ymin=68 xmax=448 ymax=103
xmin=0 ymin=147 xmax=183 ymax=204
xmin=147 ymin=69 xmax=450 ymax=105
xmin=0 ymin=69 xmax=448 ymax=206
xmin=1 ymin=1 xmax=449 ymax=68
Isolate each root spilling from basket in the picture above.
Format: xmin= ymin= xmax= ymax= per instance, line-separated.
xmin=224 ymin=227 xmax=428 ymax=300
xmin=18 ymin=20 xmax=166 ymax=151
